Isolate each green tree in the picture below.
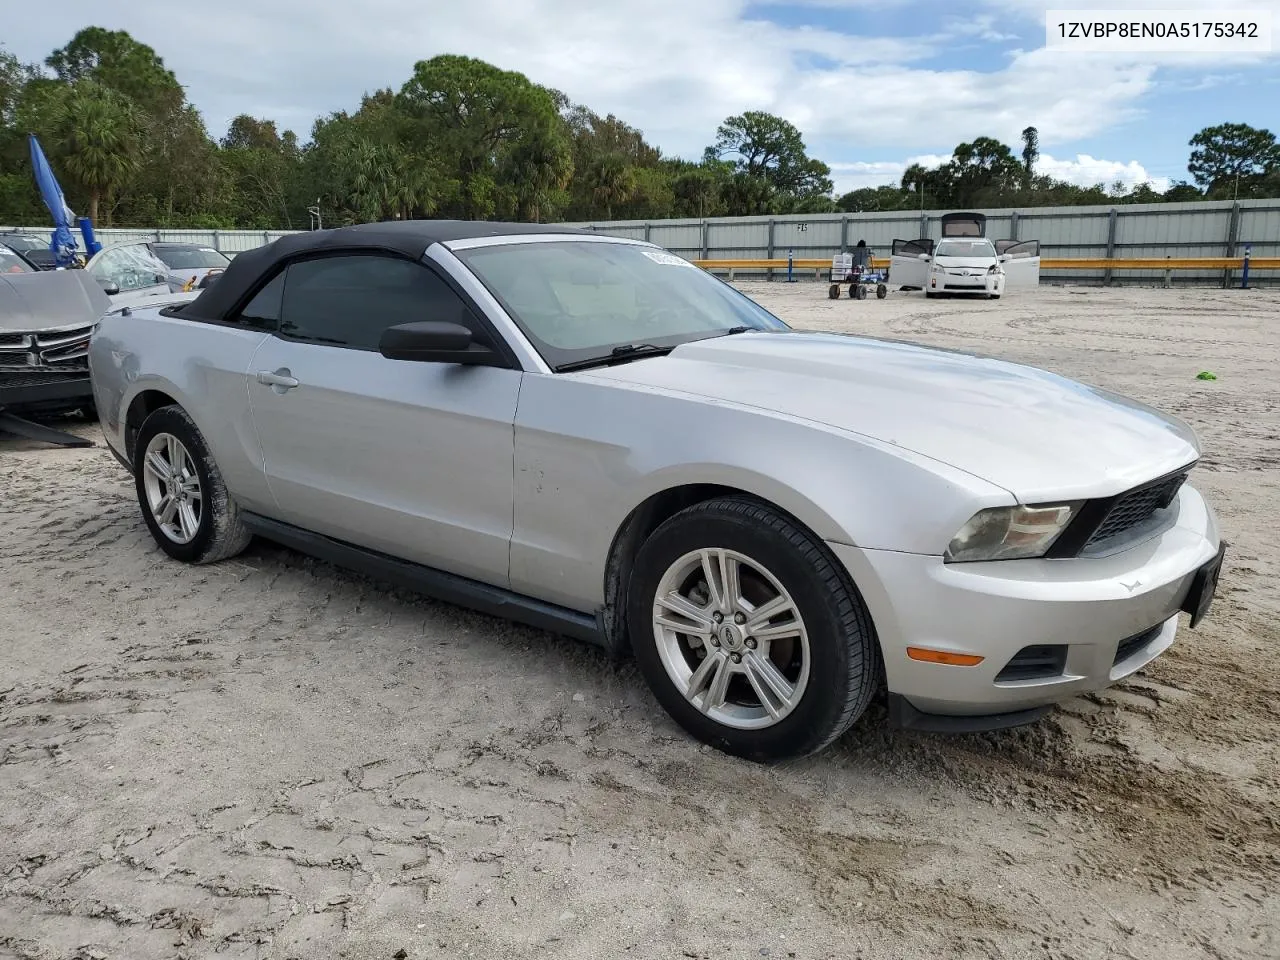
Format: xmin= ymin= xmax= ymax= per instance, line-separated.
xmin=502 ymin=129 xmax=572 ymax=222
xmin=705 ymin=111 xmax=833 ymax=212
xmin=307 ymin=90 xmax=441 ymax=225
xmin=658 ymin=158 xmax=726 ymax=219
xmin=1162 ymin=180 xmax=1203 ymax=202
xmin=396 ymin=54 xmax=568 ymax=220
xmin=218 ymin=115 xmax=300 ymax=228
xmin=585 ymin=153 xmax=634 ymax=220
xmin=1187 ymin=122 xmax=1280 ymax=196
xmin=837 ymin=185 xmax=911 ymax=213
xmin=50 ymin=80 xmax=143 ymax=222
xmin=46 ymin=27 xmax=182 ymax=117
xmin=1020 ymin=126 xmax=1039 ymax=190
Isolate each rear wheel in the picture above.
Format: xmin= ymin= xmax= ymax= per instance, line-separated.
xmin=627 ymin=497 xmax=880 ymax=761
xmin=876 ymin=283 xmax=888 ymax=299
xmin=134 ymin=405 xmax=252 ymax=565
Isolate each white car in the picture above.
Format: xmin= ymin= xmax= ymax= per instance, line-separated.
xmin=890 ymin=237 xmax=1041 ymax=298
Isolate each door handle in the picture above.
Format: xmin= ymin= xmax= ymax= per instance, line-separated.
xmin=256 ymin=369 xmax=299 ymax=389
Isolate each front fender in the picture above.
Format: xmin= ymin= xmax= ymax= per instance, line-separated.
xmin=508 ymin=374 xmax=1013 ymax=611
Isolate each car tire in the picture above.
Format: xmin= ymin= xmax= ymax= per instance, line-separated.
xmin=876 ymin=284 xmax=887 ymax=299
xmin=133 ymin=404 xmax=252 ymax=565
xmin=627 ymin=496 xmax=880 ymax=762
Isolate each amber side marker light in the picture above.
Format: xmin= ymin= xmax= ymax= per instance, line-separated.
xmin=906 ymin=647 xmax=985 ymax=667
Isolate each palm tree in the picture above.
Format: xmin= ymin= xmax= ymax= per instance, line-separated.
xmin=54 ymin=81 xmax=141 ymax=223
xmin=505 ymin=131 xmax=572 ymax=221
xmin=587 ymin=153 xmax=634 ymax=220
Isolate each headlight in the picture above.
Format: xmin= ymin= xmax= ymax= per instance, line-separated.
xmin=988 ymin=264 xmax=998 ymax=274
xmin=945 ymin=503 xmax=1081 ymax=562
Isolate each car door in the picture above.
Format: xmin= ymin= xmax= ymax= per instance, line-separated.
xmin=996 ymin=239 xmax=1041 ymax=288
xmin=889 ymin=239 xmax=933 ymax=289
xmin=246 ymin=252 xmax=522 ymax=588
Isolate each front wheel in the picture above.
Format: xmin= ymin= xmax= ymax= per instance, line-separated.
xmin=627 ymin=497 xmax=880 ymax=761
xmin=133 ymin=404 xmax=253 ymax=564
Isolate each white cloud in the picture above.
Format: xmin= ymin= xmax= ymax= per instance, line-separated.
xmin=4 ymin=0 xmax=1270 ymax=190
xmin=828 ymin=152 xmax=1167 ymax=195
xmin=0 ymin=0 xmax=1163 ymax=152
xmin=1036 ymin=153 xmax=1170 ymax=192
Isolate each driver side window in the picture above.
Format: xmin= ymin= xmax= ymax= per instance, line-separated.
xmin=277 ymin=254 xmax=482 ymax=351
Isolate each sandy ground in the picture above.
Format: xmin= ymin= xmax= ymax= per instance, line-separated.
xmin=2 ymin=283 xmax=1278 ymax=960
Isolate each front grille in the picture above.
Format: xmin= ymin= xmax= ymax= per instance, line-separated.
xmin=995 ymin=644 xmax=1068 ymax=682
xmin=1085 ymin=472 xmax=1188 ymax=549
xmin=0 ymin=325 xmax=94 ymax=372
xmin=1113 ymin=624 xmax=1162 ymax=666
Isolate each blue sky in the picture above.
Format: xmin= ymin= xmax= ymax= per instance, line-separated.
xmin=6 ymin=0 xmax=1279 ymax=195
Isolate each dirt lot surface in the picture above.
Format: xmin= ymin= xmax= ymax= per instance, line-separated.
xmin=2 ymin=283 xmax=1278 ymax=960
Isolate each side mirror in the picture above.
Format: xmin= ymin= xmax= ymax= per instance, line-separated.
xmin=917 ymin=253 xmax=931 ymax=261
xmin=102 ymin=280 xmax=121 ymax=296
xmin=998 ymin=253 xmax=1010 ymax=262
xmin=379 ymin=321 xmax=502 ymax=366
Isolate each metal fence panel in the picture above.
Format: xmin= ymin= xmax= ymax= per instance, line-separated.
xmin=6 ymin=199 xmax=1275 ymax=284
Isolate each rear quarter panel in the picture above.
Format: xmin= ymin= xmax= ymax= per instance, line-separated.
xmin=89 ymin=310 xmax=275 ymax=512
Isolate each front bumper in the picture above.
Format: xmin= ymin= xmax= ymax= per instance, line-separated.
xmin=0 ymin=371 xmax=94 ymax=409
xmin=830 ymin=483 xmax=1221 ymax=726
xmin=930 ymin=269 xmax=1000 ymax=295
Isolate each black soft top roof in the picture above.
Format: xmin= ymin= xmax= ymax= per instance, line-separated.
xmin=181 ymin=219 xmax=588 ymax=322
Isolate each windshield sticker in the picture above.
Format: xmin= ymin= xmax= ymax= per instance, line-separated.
xmin=641 ymin=251 xmax=696 ymax=268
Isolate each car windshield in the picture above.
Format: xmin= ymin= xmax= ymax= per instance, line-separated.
xmin=0 ymin=244 xmax=34 ymax=274
xmin=453 ymin=240 xmax=789 ymax=369
xmin=154 ymin=245 xmax=231 ymax=269
xmin=935 ymin=240 xmax=996 ymax=258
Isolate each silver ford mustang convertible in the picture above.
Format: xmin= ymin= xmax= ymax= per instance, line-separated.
xmin=88 ymin=221 xmax=1225 ymax=760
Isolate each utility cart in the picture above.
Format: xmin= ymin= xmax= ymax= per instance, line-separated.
xmin=827 ymin=247 xmax=888 ymax=300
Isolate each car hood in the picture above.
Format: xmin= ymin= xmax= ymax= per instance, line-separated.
xmin=575 ymin=330 xmax=1200 ymax=501
xmin=0 ymin=269 xmax=110 ymax=332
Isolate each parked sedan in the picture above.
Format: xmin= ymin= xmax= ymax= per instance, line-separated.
xmin=149 ymin=242 xmax=232 ymax=291
xmin=87 ymin=221 xmax=1225 ymax=761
